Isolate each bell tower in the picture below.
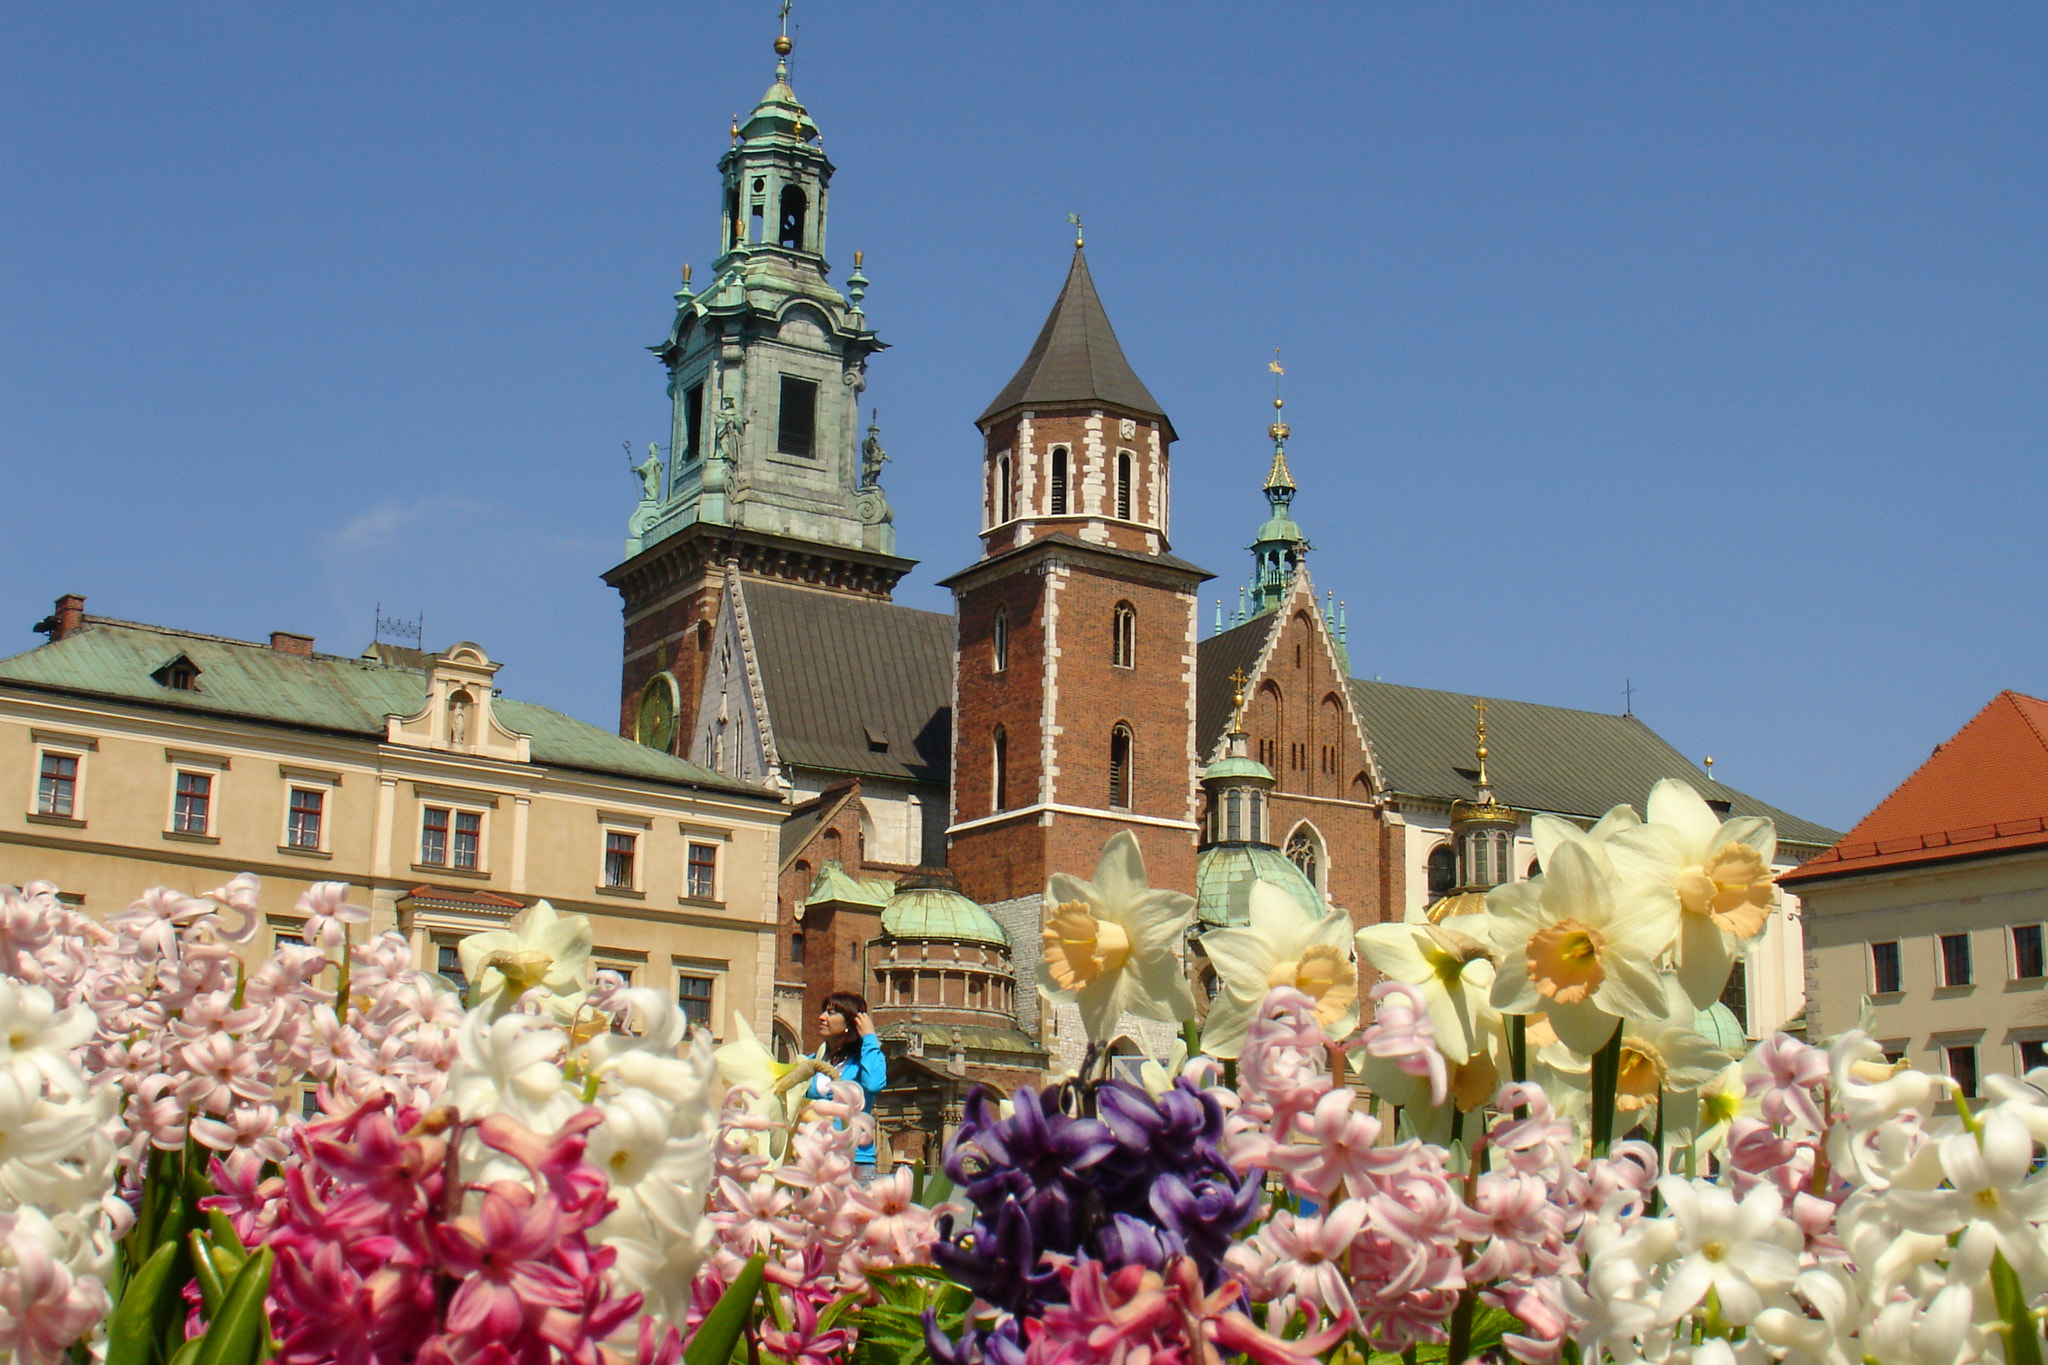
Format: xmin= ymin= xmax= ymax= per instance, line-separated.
xmin=605 ymin=27 xmax=914 ymax=750
xmin=943 ymin=235 xmax=1212 ymax=967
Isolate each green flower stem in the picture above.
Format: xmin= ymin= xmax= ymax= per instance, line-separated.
xmin=1446 ymin=1287 xmax=1477 ymax=1365
xmin=1509 ymin=1014 xmax=1528 ymax=1086
xmin=1589 ymin=1023 xmax=1625 ymax=1158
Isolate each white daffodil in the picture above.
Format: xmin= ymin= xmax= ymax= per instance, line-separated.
xmin=1489 ymin=840 xmax=1677 ymax=1054
xmin=1615 ymin=977 xmax=1736 ymax=1114
xmin=1611 ymin=780 xmax=1780 ymax=1009
xmin=458 ymin=900 xmax=593 ymax=1020
xmin=1198 ymin=880 xmax=1358 ymax=1059
xmin=1532 ymin=805 xmax=1642 ymax=870
xmin=712 ymin=1012 xmax=826 ymax=1147
xmin=1355 ymin=913 xmax=1495 ymax=1065
xmin=1038 ymin=832 xmax=1197 ymax=1051
xmin=1691 ymin=1059 xmax=1761 ymax=1162
xmin=1136 ymin=1034 xmax=1190 ymax=1096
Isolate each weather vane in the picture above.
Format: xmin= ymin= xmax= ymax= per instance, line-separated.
xmin=1066 ymin=212 xmax=1083 ymax=248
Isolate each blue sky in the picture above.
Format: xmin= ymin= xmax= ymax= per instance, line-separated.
xmin=3 ymin=4 xmax=2043 ymax=834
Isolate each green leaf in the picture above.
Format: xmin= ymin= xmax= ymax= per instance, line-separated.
xmin=204 ymin=1212 xmax=245 ymax=1257
xmin=187 ymin=1232 xmax=224 ymax=1318
xmin=167 ymin=1339 xmax=203 ymax=1365
xmin=104 ymin=1241 xmax=182 ymax=1365
xmin=684 ymin=1251 xmax=766 ymax=1365
xmin=1995 ymin=1249 xmax=2046 ymax=1365
xmin=919 ymin=1167 xmax=956 ymax=1208
xmin=192 ymin=1246 xmax=272 ymax=1365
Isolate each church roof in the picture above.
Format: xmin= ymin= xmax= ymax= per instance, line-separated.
xmin=737 ymin=580 xmax=952 ymax=785
xmin=1781 ymin=690 xmax=2048 ymax=885
xmin=0 ymin=616 xmax=768 ymax=797
xmin=977 ymin=248 xmax=1173 ymax=437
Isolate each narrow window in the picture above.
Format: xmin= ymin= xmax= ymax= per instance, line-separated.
xmin=2015 ymin=924 xmax=2045 ymax=979
xmin=36 ymin=753 xmax=77 ymax=817
xmin=1940 ymin=933 xmax=1973 ymax=987
xmin=687 ymin=843 xmax=719 ymax=899
xmin=677 ymin=975 xmax=714 ymax=1031
xmin=790 ymin=932 xmax=805 ymax=965
xmin=992 ymin=726 xmax=1009 ymax=810
xmin=1111 ymin=602 xmax=1136 ymax=668
xmin=2022 ymin=1039 xmax=2048 ymax=1073
xmin=1718 ymin=957 xmax=1749 ymax=1033
xmin=750 ymin=201 xmax=764 ymax=240
xmin=1248 ymin=790 xmax=1264 ymax=843
xmin=452 ymin=811 xmax=481 ymax=869
xmin=166 ymin=660 xmax=198 ymax=690
xmin=1286 ymin=829 xmax=1318 ymax=888
xmin=604 ymin=832 xmax=637 ymax=889
xmin=1116 ymin=451 xmax=1132 ymax=520
xmin=1109 ymin=725 xmax=1133 ymax=809
xmin=1225 ymin=789 xmax=1242 ymax=842
xmin=727 ymin=188 xmax=743 ymax=245
xmin=173 ymin=772 xmax=211 ymax=834
xmin=1870 ymin=940 xmax=1902 ymax=994
xmin=436 ymin=941 xmax=468 ymax=995
xmin=992 ymin=607 xmax=1009 ymax=673
xmin=777 ymin=375 xmax=817 ymax=457
xmin=1050 ymin=447 xmax=1069 ymax=515
xmin=421 ymin=806 xmax=449 ymax=865
xmin=997 ymin=455 xmax=1013 ymax=523
xmin=287 ymin=788 xmax=323 ymax=850
xmin=684 ymin=382 xmax=704 ymax=463
xmin=778 ymin=185 xmax=808 ymax=249
xmin=1946 ymin=1045 xmax=1979 ymax=1099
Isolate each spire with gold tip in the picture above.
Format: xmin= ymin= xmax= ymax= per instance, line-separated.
xmin=1245 ymin=353 xmax=1311 ymax=617
xmin=1429 ymin=700 xmax=1523 ymax=922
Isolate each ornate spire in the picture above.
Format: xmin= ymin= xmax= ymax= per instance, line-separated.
xmin=1245 ymin=354 xmax=1310 ymax=617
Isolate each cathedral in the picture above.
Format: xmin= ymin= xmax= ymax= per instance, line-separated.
xmin=602 ymin=31 xmax=1838 ymax=1163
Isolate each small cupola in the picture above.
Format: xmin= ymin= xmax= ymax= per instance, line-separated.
xmin=1198 ymin=669 xmax=1276 ymax=850
xmin=1246 ymin=376 xmax=1312 ymax=618
xmin=1433 ymin=700 xmax=1522 ymax=921
xmin=718 ymin=27 xmax=832 ymax=263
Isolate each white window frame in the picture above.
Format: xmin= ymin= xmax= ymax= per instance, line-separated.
xmin=673 ymin=955 xmax=727 ymax=1039
xmin=29 ymin=732 xmax=94 ymax=822
xmin=278 ymin=765 xmax=342 ymax=856
xmin=2011 ymin=922 xmax=2047 ymax=981
xmin=598 ymin=812 xmax=652 ymax=896
xmin=684 ymin=839 xmax=722 ymax=903
xmin=165 ymin=749 xmax=230 ymax=839
xmin=1869 ymin=939 xmax=1904 ymax=995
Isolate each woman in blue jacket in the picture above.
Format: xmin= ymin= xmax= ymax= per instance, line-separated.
xmin=811 ymin=991 xmax=886 ymax=1184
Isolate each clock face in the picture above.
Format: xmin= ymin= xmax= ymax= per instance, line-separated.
xmin=638 ymin=682 xmax=677 ymax=754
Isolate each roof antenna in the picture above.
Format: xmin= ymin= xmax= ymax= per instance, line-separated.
xmin=1066 ymin=212 xmax=1083 ymax=248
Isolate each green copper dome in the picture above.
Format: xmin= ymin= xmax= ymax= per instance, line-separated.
xmin=1194 ymin=846 xmax=1324 ymax=928
xmin=880 ymin=886 xmax=1011 ymax=948
xmin=1202 ymin=753 xmax=1274 ymax=785
xmin=1692 ymin=1002 xmax=1750 ymax=1058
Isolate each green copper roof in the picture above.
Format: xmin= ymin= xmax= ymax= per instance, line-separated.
xmin=1194 ymin=847 xmax=1325 ymax=927
xmin=1693 ymin=1002 xmax=1750 ymax=1057
xmin=880 ymin=885 xmax=1011 ymax=948
xmin=805 ymin=862 xmax=894 ymax=910
xmin=1201 ymin=754 xmax=1273 ymax=784
xmin=0 ymin=618 xmax=767 ymax=797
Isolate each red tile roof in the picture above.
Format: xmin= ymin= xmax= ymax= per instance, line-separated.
xmin=1781 ymin=691 xmax=2048 ymax=885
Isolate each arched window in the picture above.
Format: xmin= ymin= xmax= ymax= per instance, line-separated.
xmin=1286 ymin=824 xmax=1322 ymax=893
xmin=992 ymin=606 xmax=1009 ymax=673
xmin=1225 ymin=789 xmax=1243 ymax=841
xmin=997 ymin=455 xmax=1013 ymax=524
xmin=1050 ymin=447 xmax=1069 ymax=515
xmin=1248 ymin=789 xmax=1265 ymax=844
xmin=1109 ymin=725 xmax=1133 ymax=809
xmin=1427 ymin=845 xmax=1457 ymax=897
xmin=778 ymin=185 xmax=808 ymax=249
xmin=992 ymin=726 xmax=1009 ymax=810
xmin=1116 ymin=451 xmax=1133 ymax=520
xmin=1111 ymin=602 xmax=1136 ymax=668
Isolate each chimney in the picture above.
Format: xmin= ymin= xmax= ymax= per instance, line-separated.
xmin=33 ymin=594 xmax=86 ymax=642
xmin=269 ymin=631 xmax=315 ymax=656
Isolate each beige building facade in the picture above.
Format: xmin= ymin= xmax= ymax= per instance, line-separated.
xmin=1 ymin=598 xmax=786 ymax=1040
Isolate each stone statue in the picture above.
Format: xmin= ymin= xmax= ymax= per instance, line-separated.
xmin=712 ymin=395 xmax=747 ymax=462
xmin=859 ymin=410 xmax=889 ymax=488
xmin=631 ymin=442 xmax=663 ymax=502
xmin=448 ymin=693 xmax=472 ymax=748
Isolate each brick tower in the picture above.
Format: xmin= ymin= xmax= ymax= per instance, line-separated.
xmin=942 ymin=237 xmax=1212 ymax=1036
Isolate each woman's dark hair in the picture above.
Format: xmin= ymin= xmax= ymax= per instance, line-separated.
xmin=822 ymin=990 xmax=870 ymax=1061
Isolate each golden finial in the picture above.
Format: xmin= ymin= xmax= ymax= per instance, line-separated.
xmin=682 ymin=263 xmax=692 ymax=286
xmin=1229 ymin=667 xmax=1249 ymax=712
xmin=777 ymin=0 xmax=794 ymax=53
xmin=1067 ymin=212 xmax=1083 ymax=248
xmin=1474 ymin=699 xmax=1491 ymax=789
xmin=730 ymin=113 xmax=740 ymax=143
xmin=1268 ymin=350 xmax=1290 ymax=442
xmin=853 ymin=249 xmax=863 ymax=268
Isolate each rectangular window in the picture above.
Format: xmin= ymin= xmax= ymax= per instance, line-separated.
xmin=790 ymin=932 xmax=805 ymax=965
xmin=1870 ymin=940 xmax=1902 ymax=994
xmin=436 ymin=942 xmax=468 ymax=995
xmin=676 ymin=974 xmax=714 ymax=1031
xmin=1946 ymin=1044 xmax=1979 ymax=1099
xmin=173 ymin=772 xmax=212 ymax=834
xmin=287 ymin=788 xmax=323 ymax=850
xmin=2021 ymin=1039 xmax=2048 ymax=1073
xmin=454 ymin=811 xmax=481 ymax=869
xmin=684 ymin=382 xmax=704 ymax=462
xmin=687 ymin=842 xmax=718 ymax=900
xmin=776 ymin=375 xmax=817 ymax=457
xmin=1940 ymin=933 xmax=1973 ymax=988
xmin=604 ymin=832 xmax=637 ymax=889
xmin=2015 ymin=924 xmax=2045 ymax=980
xmin=421 ymin=807 xmax=450 ymax=865
xmin=1718 ymin=957 xmax=1749 ymax=1033
xmin=36 ymin=753 xmax=77 ymax=817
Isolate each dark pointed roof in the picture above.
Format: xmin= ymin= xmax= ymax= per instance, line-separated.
xmin=978 ymin=249 xmax=1174 ymax=438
